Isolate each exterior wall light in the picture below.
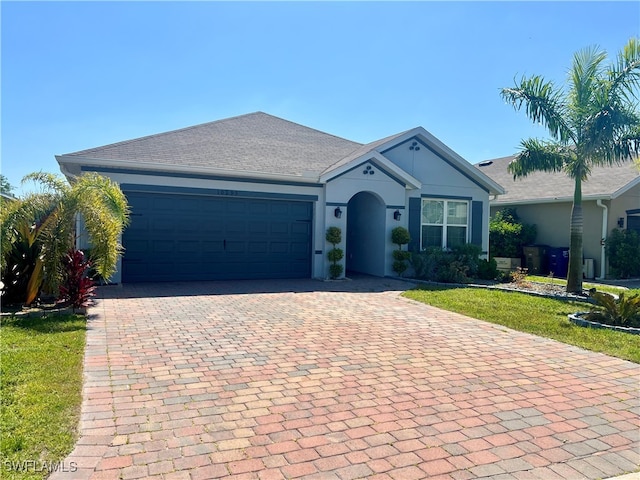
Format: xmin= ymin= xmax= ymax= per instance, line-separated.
xmin=618 ymin=217 xmax=624 ymax=228
xmin=334 ymin=207 xmax=343 ymax=218
xmin=394 ymin=210 xmax=402 ymax=221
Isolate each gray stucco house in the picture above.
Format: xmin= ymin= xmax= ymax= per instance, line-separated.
xmin=476 ymin=155 xmax=640 ymax=279
xmin=56 ymin=112 xmax=504 ymax=283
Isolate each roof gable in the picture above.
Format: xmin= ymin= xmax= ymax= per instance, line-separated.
xmin=322 ymin=127 xmax=504 ymax=195
xmin=476 ymin=155 xmax=640 ymax=204
xmin=320 ymin=152 xmax=422 ymax=189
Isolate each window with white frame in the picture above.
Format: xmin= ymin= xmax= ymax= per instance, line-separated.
xmin=421 ymin=199 xmax=469 ymax=249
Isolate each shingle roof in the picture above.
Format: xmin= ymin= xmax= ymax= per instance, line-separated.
xmin=476 ymin=155 xmax=640 ymax=204
xmin=63 ymin=112 xmax=363 ymax=177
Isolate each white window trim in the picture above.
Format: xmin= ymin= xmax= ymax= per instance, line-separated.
xmin=420 ymin=198 xmax=470 ymax=249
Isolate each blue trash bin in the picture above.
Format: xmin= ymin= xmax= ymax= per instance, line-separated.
xmin=547 ymin=247 xmax=570 ymax=278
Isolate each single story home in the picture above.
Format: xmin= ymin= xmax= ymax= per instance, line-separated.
xmin=56 ymin=112 xmax=504 ymax=283
xmin=475 ymin=155 xmax=640 ymax=279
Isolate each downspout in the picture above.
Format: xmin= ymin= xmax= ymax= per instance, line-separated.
xmin=596 ymin=199 xmax=607 ymax=280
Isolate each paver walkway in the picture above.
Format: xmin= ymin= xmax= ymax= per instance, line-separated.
xmin=51 ymin=277 xmax=639 ymax=480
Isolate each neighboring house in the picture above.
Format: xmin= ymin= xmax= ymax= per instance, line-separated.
xmin=0 ymin=192 xmax=17 ymax=202
xmin=56 ymin=112 xmax=503 ymax=283
xmin=476 ymin=155 xmax=640 ymax=279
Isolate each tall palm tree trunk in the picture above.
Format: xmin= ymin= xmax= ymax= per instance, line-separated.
xmin=567 ymin=178 xmax=584 ymax=293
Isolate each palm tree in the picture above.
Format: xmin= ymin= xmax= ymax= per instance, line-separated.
xmin=1 ymin=172 xmax=130 ymax=305
xmin=501 ymin=38 xmax=640 ymax=293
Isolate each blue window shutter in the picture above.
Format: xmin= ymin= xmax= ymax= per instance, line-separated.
xmin=471 ymin=201 xmax=483 ymax=246
xmin=408 ymin=197 xmax=421 ymax=252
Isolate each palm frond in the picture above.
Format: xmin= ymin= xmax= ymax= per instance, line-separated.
xmin=72 ymin=173 xmax=130 ymax=279
xmin=569 ymin=45 xmax=607 ymax=117
xmin=582 ymin=104 xmax=640 ymax=164
xmin=613 ymin=125 xmax=640 ymax=160
xmin=609 ymin=37 xmax=640 ymax=102
xmin=507 ymin=139 xmax=571 ymax=179
xmin=21 ymin=171 xmax=69 ymax=193
xmin=501 ymin=75 xmax=573 ymax=142
xmin=0 ymin=194 xmax=59 ymax=274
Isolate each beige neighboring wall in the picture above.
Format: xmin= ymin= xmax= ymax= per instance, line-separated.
xmin=610 ymin=183 xmax=640 ymax=230
xmin=491 ymin=184 xmax=640 ymax=278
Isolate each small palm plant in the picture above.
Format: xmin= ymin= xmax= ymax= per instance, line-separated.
xmin=585 ymin=290 xmax=640 ymax=328
xmin=1 ymin=172 xmax=129 ymax=305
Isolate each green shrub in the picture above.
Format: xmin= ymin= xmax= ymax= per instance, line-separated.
xmin=410 ymin=244 xmax=483 ymax=283
xmin=410 ymin=247 xmax=441 ymax=280
xmin=477 ymin=257 xmax=499 ymax=280
xmin=489 ymin=208 xmax=537 ymax=258
xmin=585 ymin=290 xmax=640 ymax=328
xmin=606 ymin=228 xmax=640 ymax=279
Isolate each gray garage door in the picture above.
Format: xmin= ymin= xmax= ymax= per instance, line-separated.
xmin=122 ymin=191 xmax=312 ymax=282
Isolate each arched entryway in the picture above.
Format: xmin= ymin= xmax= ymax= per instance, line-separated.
xmin=346 ymin=191 xmax=386 ymax=276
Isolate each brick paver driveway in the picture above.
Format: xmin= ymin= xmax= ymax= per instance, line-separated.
xmin=52 ymin=277 xmax=639 ymax=480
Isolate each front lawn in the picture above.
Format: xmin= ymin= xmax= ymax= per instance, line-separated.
xmin=404 ymin=286 xmax=640 ymax=363
xmin=0 ymin=314 xmax=86 ymax=480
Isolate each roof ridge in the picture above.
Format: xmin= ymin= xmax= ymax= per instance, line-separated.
xmin=67 ymin=111 xmax=362 ymax=156
xmin=263 ymin=113 xmax=364 ymax=146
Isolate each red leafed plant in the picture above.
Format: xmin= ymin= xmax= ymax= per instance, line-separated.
xmin=58 ymin=249 xmax=96 ymax=311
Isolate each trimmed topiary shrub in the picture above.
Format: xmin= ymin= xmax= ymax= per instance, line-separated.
xmin=326 ymin=227 xmax=344 ymax=279
xmin=391 ymin=227 xmax=411 ymax=276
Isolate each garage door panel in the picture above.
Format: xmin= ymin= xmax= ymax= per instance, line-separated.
xmin=150 ymin=240 xmax=175 ymax=253
xmin=174 ymin=197 xmax=202 ymax=213
xmin=177 ymin=241 xmax=200 ymax=254
xmin=124 ymin=239 xmax=149 ymax=254
xmin=248 ymin=242 xmax=268 ymax=254
xmin=227 ymin=200 xmax=248 ymax=213
xmin=291 ymin=222 xmax=310 ymax=235
xmin=201 ymin=241 xmax=224 ymax=253
xmin=151 ymin=218 xmax=176 ymax=233
xmin=249 ymin=202 xmax=269 ymax=215
xmin=122 ymin=192 xmax=312 ymax=282
xmin=291 ymin=242 xmax=310 ymax=255
xmin=226 ymin=221 xmax=246 ymax=234
xmin=269 ymin=203 xmax=290 ymax=216
xmin=248 ymin=222 xmax=269 ymax=235
xmin=225 ymin=241 xmax=246 ymax=253
xmin=270 ymin=222 xmax=289 ymax=235
xmin=201 ymin=223 xmax=224 ymax=234
xmin=152 ymin=197 xmax=175 ymax=211
xmin=127 ymin=216 xmax=150 ymax=233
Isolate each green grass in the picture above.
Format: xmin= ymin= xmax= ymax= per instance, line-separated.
xmin=526 ymin=274 xmax=630 ymax=295
xmin=404 ymin=286 xmax=640 ymax=364
xmin=1 ymin=314 xmax=86 ymax=480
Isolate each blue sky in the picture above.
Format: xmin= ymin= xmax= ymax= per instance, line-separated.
xmin=2 ymin=1 xmax=639 ymax=195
